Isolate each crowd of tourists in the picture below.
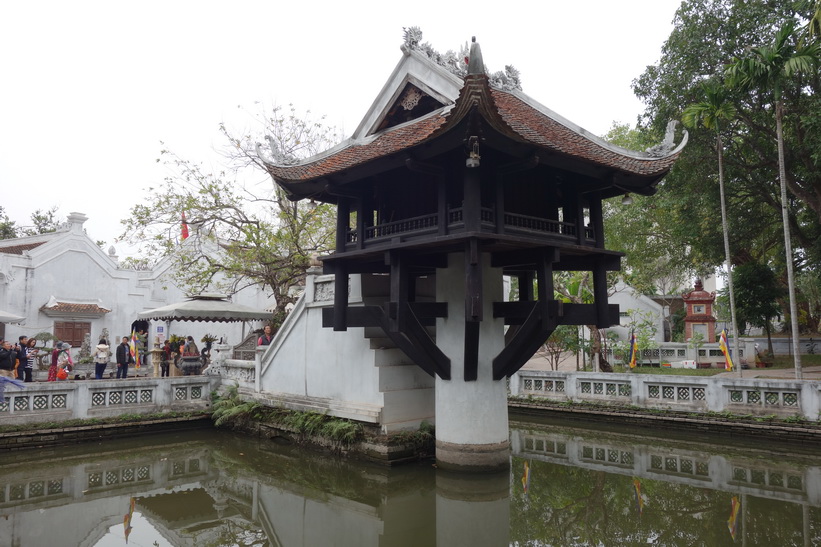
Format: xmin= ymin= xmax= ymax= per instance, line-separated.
xmin=0 ymin=336 xmax=39 ymax=382
xmin=0 ymin=334 xmax=142 ymax=382
xmin=0 ymin=326 xmax=269 ymax=382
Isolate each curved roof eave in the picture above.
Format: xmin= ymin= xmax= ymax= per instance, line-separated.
xmin=261 ymin=51 xmax=687 ymax=199
xmin=261 ymin=105 xmax=453 ymax=199
xmin=504 ymin=87 xmax=688 ymax=163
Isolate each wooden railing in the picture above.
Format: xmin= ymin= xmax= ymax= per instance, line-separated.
xmin=344 ymin=207 xmax=597 ymax=247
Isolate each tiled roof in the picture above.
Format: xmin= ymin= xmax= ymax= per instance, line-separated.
xmin=489 ymin=89 xmax=680 ymax=176
xmin=40 ymin=302 xmax=111 ymax=314
xmin=0 ymin=241 xmax=47 ymax=255
xmin=265 ymin=73 xmax=682 ymax=187
xmin=265 ymin=113 xmax=447 ymax=182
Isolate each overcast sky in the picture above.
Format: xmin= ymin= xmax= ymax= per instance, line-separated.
xmin=1 ymin=0 xmax=682 ymax=254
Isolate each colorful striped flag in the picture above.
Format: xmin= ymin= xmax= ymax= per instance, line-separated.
xmin=181 ymin=211 xmax=189 ymax=240
xmin=628 ymin=331 xmax=638 ymax=369
xmin=719 ymin=329 xmax=734 ymax=371
xmin=727 ymin=495 xmax=741 ymax=540
xmin=129 ymin=330 xmax=141 ymax=369
xmin=633 ymin=478 xmax=644 ymax=516
xmin=123 ymin=496 xmax=136 ymax=542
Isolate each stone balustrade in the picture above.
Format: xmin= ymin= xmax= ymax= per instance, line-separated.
xmin=203 ymin=342 xmax=257 ymax=390
xmin=510 ymin=369 xmax=820 ymax=420
xmin=510 ymin=426 xmax=821 ymax=506
xmin=0 ymin=376 xmax=217 ymax=426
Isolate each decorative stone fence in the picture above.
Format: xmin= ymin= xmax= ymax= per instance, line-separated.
xmin=603 ymin=340 xmax=752 ymax=367
xmin=204 ymin=343 xmax=257 ymax=391
xmin=0 ymin=376 xmax=217 ymax=426
xmin=510 ymin=369 xmax=821 ymax=420
xmin=510 ymin=426 xmax=821 ymax=506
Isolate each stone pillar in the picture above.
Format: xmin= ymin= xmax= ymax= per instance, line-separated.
xmin=149 ymin=348 xmax=162 ymax=377
xmin=435 ymin=253 xmax=509 ymax=471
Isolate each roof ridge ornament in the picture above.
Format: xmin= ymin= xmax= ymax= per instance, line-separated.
xmin=401 ymin=28 xmax=522 ymax=90
xmin=467 ymin=36 xmax=483 ymax=75
xmin=645 ymin=120 xmax=682 ymax=157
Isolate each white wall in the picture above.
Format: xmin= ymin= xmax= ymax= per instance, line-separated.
xmin=0 ymin=213 xmax=274 ymax=354
xmin=607 ymin=281 xmax=665 ymax=343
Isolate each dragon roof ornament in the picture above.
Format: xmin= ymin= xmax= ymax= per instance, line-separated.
xmin=402 ymin=27 xmax=522 ymax=91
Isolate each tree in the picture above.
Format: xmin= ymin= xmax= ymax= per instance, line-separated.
xmin=634 ymin=0 xmax=821 ymax=252
xmin=808 ymin=0 xmax=821 ymax=38
xmin=608 ymin=308 xmax=659 ymax=367
xmin=536 ymin=325 xmax=586 ymax=371
xmin=121 ymin=105 xmax=341 ymax=332
xmin=682 ymin=80 xmax=742 ymax=375
xmin=22 ymin=207 xmax=60 ymax=236
xmin=632 ymin=1 xmax=821 ymax=369
xmin=0 ymin=207 xmax=17 ymax=240
xmin=0 ymin=206 xmax=61 ymax=239
xmin=601 ymin=123 xmax=698 ymax=292
xmin=733 ymin=262 xmax=783 ymax=356
xmin=726 ymin=20 xmax=821 ymax=377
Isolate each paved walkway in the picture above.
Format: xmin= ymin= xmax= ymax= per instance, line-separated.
xmin=713 ymin=365 xmax=821 ymax=380
xmin=521 ymin=351 xmax=821 ymax=381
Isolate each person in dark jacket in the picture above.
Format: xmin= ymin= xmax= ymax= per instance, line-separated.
xmin=0 ymin=340 xmax=17 ymax=378
xmin=15 ymin=336 xmax=28 ymax=380
xmin=115 ymin=337 xmax=134 ymax=379
xmin=161 ymin=340 xmax=172 ymax=377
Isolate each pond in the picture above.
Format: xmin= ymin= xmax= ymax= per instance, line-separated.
xmin=1 ymin=416 xmax=818 ymax=546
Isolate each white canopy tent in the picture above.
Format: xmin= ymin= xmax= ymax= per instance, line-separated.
xmin=0 ymin=309 xmax=24 ymax=324
xmin=137 ymin=294 xmax=271 ymax=323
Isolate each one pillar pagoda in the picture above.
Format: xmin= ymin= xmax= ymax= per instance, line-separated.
xmin=261 ymin=35 xmax=686 ymax=471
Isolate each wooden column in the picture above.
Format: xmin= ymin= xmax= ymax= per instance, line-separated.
xmin=589 ymin=192 xmax=604 ymax=248
xmin=336 ymin=198 xmax=350 ymax=253
xmin=333 ymin=198 xmax=351 ymax=331
xmin=463 ymin=166 xmax=481 ymax=232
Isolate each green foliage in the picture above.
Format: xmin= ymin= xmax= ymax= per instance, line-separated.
xmin=601 ymin=125 xmax=692 ymax=293
xmin=211 ymin=384 xmax=261 ymax=428
xmin=22 ymin=207 xmax=60 ymax=236
xmin=610 ymin=308 xmax=659 ymax=364
xmin=0 ymin=206 xmax=17 ymax=240
xmin=796 ymin=269 xmax=821 ymax=333
xmin=687 ymin=331 xmax=706 ymax=358
xmin=280 ymin=410 xmax=364 ymax=446
xmin=733 ymin=262 xmax=782 ymax=335
xmin=390 ymin=421 xmax=435 ymax=449
xmin=0 ymin=206 xmax=62 ymax=240
xmin=121 ymin=104 xmax=341 ymax=331
xmin=631 ymin=0 xmax=821 ymax=324
xmin=669 ymin=306 xmax=686 ymax=342
xmin=537 ymin=325 xmax=586 ymax=371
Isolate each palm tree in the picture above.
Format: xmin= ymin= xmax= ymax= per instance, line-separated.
xmin=726 ymin=21 xmax=821 ymax=379
xmin=682 ymin=81 xmax=741 ymax=376
xmin=809 ymin=0 xmax=821 ymax=39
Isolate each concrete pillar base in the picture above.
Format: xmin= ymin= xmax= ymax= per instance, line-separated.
xmin=435 ymin=439 xmax=510 ymax=473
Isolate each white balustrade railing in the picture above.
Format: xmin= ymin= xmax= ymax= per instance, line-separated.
xmin=0 ymin=376 xmax=217 ymax=426
xmin=511 ymin=370 xmax=819 ymax=420
xmin=204 ymin=342 xmax=257 ymax=390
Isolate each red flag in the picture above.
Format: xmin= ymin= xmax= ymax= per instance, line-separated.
xmin=181 ymin=211 xmax=189 ymax=240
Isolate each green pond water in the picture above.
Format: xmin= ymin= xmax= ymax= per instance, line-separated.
xmin=1 ymin=416 xmax=819 ymax=546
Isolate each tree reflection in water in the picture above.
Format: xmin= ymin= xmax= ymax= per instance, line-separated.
xmin=0 ymin=419 xmax=818 ymax=546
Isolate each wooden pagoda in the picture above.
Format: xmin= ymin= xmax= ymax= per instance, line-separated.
xmin=261 ymin=37 xmax=686 ymax=383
